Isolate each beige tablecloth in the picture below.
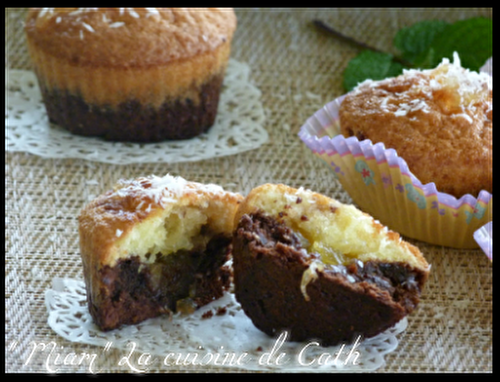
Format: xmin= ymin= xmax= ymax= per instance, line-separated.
xmin=6 ymin=8 xmax=492 ymax=373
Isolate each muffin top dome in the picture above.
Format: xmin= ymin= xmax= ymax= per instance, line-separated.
xmin=25 ymin=8 xmax=237 ymax=68
xmin=339 ymin=53 xmax=492 ymax=197
xmin=79 ymin=174 xmax=243 ymax=268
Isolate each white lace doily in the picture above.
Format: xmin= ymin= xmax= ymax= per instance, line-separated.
xmin=45 ymin=277 xmax=408 ymax=372
xmin=5 ymin=59 xmax=268 ymax=164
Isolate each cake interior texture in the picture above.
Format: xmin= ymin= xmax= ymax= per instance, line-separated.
xmin=232 ymin=185 xmax=429 ymax=345
xmin=84 ymin=198 xmax=235 ymax=331
xmin=39 ymin=74 xmax=224 ymax=142
xmin=236 ymin=186 xmax=425 ymax=268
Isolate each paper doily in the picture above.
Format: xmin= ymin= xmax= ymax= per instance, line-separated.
xmin=5 ymin=59 xmax=268 ymax=164
xmin=45 ymin=277 xmax=408 ymax=372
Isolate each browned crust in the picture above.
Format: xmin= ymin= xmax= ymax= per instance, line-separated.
xmin=78 ymin=176 xmax=243 ymax=270
xmin=25 ymin=8 xmax=237 ymax=68
xmin=339 ymin=73 xmax=492 ymax=198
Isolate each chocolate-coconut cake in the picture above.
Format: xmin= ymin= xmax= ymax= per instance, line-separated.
xmin=25 ymin=8 xmax=237 ymax=142
xmin=78 ymin=174 xmax=242 ymax=331
xmin=232 ymin=184 xmax=430 ymax=346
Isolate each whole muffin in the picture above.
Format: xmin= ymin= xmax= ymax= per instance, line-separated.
xmin=25 ymin=8 xmax=237 ymax=142
xmin=79 ymin=174 xmax=243 ymax=331
xmin=339 ymin=54 xmax=492 ymax=198
xmin=232 ymin=184 xmax=430 ymax=346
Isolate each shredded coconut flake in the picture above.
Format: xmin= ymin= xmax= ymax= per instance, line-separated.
xmin=300 ymin=260 xmax=324 ymax=301
xmin=127 ymin=8 xmax=140 ymax=18
xmin=346 ymin=275 xmax=356 ymax=283
xmin=394 ymin=99 xmax=430 ymax=117
xmin=109 ymin=22 xmax=125 ymax=28
xmin=81 ymin=22 xmax=95 ymax=32
xmin=452 ymin=113 xmax=474 ymax=123
xmin=68 ymin=8 xmax=98 ymax=16
xmin=145 ymin=8 xmax=160 ymax=16
xmin=354 ymin=52 xmax=492 ymax=123
xmin=113 ymin=174 xmax=231 ymax=209
xmin=38 ymin=8 xmax=54 ymax=18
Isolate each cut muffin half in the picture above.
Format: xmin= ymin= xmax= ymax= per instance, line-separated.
xmin=79 ymin=174 xmax=243 ymax=331
xmin=232 ymin=184 xmax=430 ymax=346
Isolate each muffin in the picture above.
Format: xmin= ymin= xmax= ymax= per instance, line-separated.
xmin=232 ymin=184 xmax=430 ymax=346
xmin=24 ymin=8 xmax=237 ymax=142
xmin=79 ymin=174 xmax=243 ymax=331
xmin=339 ymin=54 xmax=492 ymax=198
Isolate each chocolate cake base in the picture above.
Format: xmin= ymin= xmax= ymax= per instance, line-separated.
xmin=37 ymin=74 xmax=224 ymax=142
xmin=232 ymin=212 xmax=427 ymax=346
xmin=87 ymin=234 xmax=232 ymax=331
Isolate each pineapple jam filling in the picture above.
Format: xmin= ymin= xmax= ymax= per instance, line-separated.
xmin=243 ymin=186 xmax=418 ymax=268
xmin=289 ymin=225 xmax=355 ymax=266
xmin=108 ymin=206 xmax=232 ymax=313
xmin=241 ymin=210 xmax=423 ymax=307
xmin=236 ymin=186 xmax=427 ymax=304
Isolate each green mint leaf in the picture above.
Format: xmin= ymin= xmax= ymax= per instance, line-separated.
xmin=343 ymin=50 xmax=404 ymax=92
xmin=428 ymin=17 xmax=492 ymax=72
xmin=393 ymin=20 xmax=449 ymax=67
xmin=340 ymin=16 xmax=492 ymax=93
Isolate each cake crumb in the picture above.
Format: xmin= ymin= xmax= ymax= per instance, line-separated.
xmin=216 ymin=306 xmax=227 ymax=316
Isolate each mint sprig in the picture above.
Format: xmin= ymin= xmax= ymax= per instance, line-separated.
xmin=342 ymin=51 xmax=404 ymax=92
xmin=427 ymin=17 xmax=493 ymax=72
xmin=315 ymin=17 xmax=492 ymax=92
xmin=393 ymin=20 xmax=449 ymax=68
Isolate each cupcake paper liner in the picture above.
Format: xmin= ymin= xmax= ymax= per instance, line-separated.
xmin=474 ymin=222 xmax=492 ymax=260
xmin=299 ymin=95 xmax=492 ymax=250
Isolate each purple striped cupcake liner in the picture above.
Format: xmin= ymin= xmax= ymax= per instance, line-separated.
xmin=299 ymin=95 xmax=492 ymax=253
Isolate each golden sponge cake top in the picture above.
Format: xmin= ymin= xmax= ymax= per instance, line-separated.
xmin=339 ymin=54 xmax=492 ymax=197
xmin=25 ymin=8 xmax=237 ymax=68
xmin=79 ymin=174 xmax=243 ymax=268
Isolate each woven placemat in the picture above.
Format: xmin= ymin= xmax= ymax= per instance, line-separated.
xmin=6 ymin=8 xmax=492 ymax=373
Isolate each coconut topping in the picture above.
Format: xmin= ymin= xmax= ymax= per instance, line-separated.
xmin=300 ymin=260 xmax=324 ymax=301
xmin=352 ymin=52 xmax=492 ymax=123
xmin=108 ymin=22 xmax=125 ymax=28
xmin=112 ymin=174 xmax=235 ymax=210
xmin=35 ymin=8 xmax=163 ymax=39
xmin=27 ymin=8 xmax=237 ymax=67
xmin=37 ymin=7 xmax=160 ymax=19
